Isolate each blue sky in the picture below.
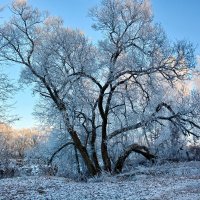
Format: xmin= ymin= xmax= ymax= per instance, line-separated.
xmin=0 ymin=0 xmax=200 ymax=128
xmin=152 ymin=0 xmax=200 ymax=54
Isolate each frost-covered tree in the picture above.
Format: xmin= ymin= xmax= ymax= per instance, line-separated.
xmin=0 ymin=72 xmax=16 ymax=123
xmin=0 ymin=0 xmax=199 ymax=176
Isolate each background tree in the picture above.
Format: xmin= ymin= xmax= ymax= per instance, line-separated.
xmin=0 ymin=71 xmax=17 ymax=165
xmin=0 ymin=72 xmax=16 ymax=123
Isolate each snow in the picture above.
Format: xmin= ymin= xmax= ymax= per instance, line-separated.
xmin=0 ymin=162 xmax=200 ymax=200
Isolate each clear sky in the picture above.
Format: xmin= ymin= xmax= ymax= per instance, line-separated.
xmin=0 ymin=0 xmax=200 ymax=128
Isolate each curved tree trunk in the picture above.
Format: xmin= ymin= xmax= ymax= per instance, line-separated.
xmin=48 ymin=142 xmax=74 ymax=165
xmin=114 ymin=143 xmax=155 ymax=174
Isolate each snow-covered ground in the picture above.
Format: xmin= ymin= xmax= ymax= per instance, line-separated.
xmin=0 ymin=161 xmax=200 ymax=200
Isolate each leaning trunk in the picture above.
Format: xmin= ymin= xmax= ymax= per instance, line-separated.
xmin=69 ymin=129 xmax=98 ymax=176
xmin=74 ymin=146 xmax=81 ymax=174
xmin=114 ymin=143 xmax=155 ymax=174
xmin=62 ymin=112 xmax=98 ymax=176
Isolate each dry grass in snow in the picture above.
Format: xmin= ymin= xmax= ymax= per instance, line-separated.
xmin=0 ymin=161 xmax=200 ymax=200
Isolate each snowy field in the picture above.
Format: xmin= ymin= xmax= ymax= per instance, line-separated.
xmin=0 ymin=162 xmax=200 ymax=200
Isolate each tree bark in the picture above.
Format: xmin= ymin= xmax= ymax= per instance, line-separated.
xmin=62 ymin=111 xmax=98 ymax=176
xmin=74 ymin=146 xmax=81 ymax=174
xmin=98 ymin=85 xmax=112 ymax=172
xmin=91 ymin=128 xmax=101 ymax=172
xmin=69 ymin=129 xmax=98 ymax=176
xmin=90 ymin=102 xmax=101 ymax=172
xmin=114 ymin=143 xmax=155 ymax=174
xmin=101 ymin=119 xmax=112 ymax=172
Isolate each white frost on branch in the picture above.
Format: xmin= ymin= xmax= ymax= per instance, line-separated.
xmin=12 ymin=0 xmax=27 ymax=8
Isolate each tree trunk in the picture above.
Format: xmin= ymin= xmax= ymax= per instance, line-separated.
xmin=62 ymin=112 xmax=98 ymax=176
xmin=101 ymin=119 xmax=112 ymax=172
xmin=91 ymin=130 xmax=101 ymax=172
xmin=114 ymin=143 xmax=155 ymax=174
xmin=98 ymin=85 xmax=112 ymax=172
xmin=90 ymin=110 xmax=101 ymax=172
xmin=69 ymin=129 xmax=98 ymax=176
xmin=74 ymin=146 xmax=81 ymax=174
